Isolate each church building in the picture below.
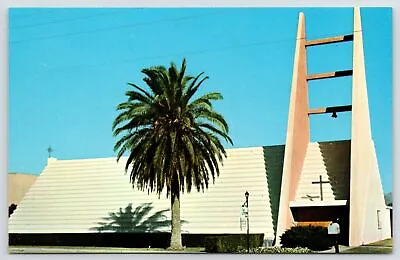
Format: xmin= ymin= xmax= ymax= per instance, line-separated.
xmin=8 ymin=7 xmax=391 ymax=248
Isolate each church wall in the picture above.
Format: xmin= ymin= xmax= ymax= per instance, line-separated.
xmin=8 ymin=173 xmax=37 ymax=206
xmin=360 ymin=141 xmax=391 ymax=244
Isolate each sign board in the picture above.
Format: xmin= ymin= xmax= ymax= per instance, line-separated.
xmin=240 ymin=205 xmax=248 ymax=231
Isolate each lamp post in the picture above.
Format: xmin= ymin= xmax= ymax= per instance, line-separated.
xmin=245 ymin=191 xmax=249 ymax=253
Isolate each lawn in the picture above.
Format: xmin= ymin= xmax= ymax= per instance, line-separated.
xmin=366 ymin=238 xmax=392 ymax=247
xmin=342 ymin=246 xmax=392 ymax=254
xmin=341 ymin=238 xmax=392 ymax=254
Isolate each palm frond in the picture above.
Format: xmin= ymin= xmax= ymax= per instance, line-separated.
xmin=112 ymin=58 xmax=232 ymax=198
xmin=127 ymin=83 xmax=153 ymax=99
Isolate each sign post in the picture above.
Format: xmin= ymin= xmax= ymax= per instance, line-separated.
xmin=245 ymin=191 xmax=249 ymax=253
xmin=239 ymin=191 xmax=250 ymax=253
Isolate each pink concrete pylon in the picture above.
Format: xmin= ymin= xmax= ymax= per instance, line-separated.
xmin=275 ymin=11 xmax=309 ymax=245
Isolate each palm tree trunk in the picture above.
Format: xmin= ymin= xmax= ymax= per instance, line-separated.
xmin=169 ymin=188 xmax=183 ymax=250
xmin=169 ymin=173 xmax=183 ymax=250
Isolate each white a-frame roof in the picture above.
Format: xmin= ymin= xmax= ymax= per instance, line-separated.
xmin=9 ymin=146 xmax=285 ymax=241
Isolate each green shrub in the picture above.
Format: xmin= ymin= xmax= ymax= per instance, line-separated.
xmin=204 ymin=234 xmax=264 ymax=253
xmin=280 ymin=225 xmax=334 ymax=251
xmin=237 ymin=246 xmax=313 ymax=254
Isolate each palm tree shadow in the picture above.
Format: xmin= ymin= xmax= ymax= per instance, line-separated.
xmin=91 ymin=203 xmax=173 ymax=233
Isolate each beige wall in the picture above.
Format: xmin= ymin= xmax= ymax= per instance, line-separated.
xmin=357 ymin=141 xmax=391 ymax=244
xmin=295 ymin=141 xmax=351 ymax=202
xmin=8 ymin=173 xmax=37 ymax=206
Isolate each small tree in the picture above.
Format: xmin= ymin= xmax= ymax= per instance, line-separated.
xmin=9 ymin=204 xmax=17 ymax=217
xmin=384 ymin=192 xmax=392 ymax=206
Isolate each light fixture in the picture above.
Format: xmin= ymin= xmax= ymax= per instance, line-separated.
xmin=331 ymin=111 xmax=337 ymax=118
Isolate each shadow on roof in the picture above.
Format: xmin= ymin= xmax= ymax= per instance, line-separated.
xmin=91 ymin=202 xmax=187 ymax=233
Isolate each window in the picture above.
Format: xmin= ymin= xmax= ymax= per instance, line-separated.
xmin=377 ymin=210 xmax=382 ymax=230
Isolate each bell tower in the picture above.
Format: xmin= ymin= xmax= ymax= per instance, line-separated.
xmin=275 ymin=7 xmax=391 ymax=247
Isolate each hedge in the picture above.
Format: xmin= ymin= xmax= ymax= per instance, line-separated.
xmin=280 ymin=225 xmax=334 ymax=251
xmin=237 ymin=247 xmax=313 ymax=254
xmin=204 ymin=234 xmax=264 ymax=253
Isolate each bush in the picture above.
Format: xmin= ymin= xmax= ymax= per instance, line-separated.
xmin=237 ymin=246 xmax=313 ymax=254
xmin=9 ymin=204 xmax=17 ymax=217
xmin=204 ymin=234 xmax=264 ymax=253
xmin=280 ymin=225 xmax=334 ymax=251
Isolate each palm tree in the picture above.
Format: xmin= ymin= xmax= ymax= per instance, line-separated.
xmin=112 ymin=59 xmax=233 ymax=250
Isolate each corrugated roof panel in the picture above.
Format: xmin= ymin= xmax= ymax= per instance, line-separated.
xmin=9 ymin=147 xmax=277 ymax=239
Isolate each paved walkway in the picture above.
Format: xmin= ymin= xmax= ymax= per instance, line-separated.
xmin=9 ymin=247 xmax=203 ymax=254
xmin=319 ymin=245 xmax=351 ymax=254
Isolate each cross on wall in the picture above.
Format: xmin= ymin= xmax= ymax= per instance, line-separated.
xmin=311 ymin=175 xmax=330 ymax=201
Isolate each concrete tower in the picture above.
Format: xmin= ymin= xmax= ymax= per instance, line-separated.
xmin=275 ymin=7 xmax=391 ymax=247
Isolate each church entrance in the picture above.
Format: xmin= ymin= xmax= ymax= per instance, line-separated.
xmin=290 ymin=204 xmax=349 ymax=246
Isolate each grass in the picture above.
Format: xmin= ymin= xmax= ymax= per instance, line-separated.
xmin=366 ymin=238 xmax=392 ymax=247
xmin=342 ymin=246 xmax=392 ymax=254
xmin=341 ymin=238 xmax=392 ymax=254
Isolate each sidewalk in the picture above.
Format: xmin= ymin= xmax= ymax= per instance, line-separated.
xmin=319 ymin=245 xmax=350 ymax=254
xmin=9 ymin=246 xmax=205 ymax=254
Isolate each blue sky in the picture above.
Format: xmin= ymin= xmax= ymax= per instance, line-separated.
xmin=8 ymin=7 xmax=392 ymax=192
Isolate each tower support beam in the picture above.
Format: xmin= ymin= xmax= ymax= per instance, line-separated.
xmin=306 ymin=34 xmax=354 ymax=47
xmin=307 ymin=70 xmax=353 ymax=81
xmin=308 ymin=105 xmax=352 ymax=115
